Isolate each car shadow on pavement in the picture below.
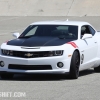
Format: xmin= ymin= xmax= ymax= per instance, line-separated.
xmin=5 ymin=74 xmax=69 ymax=81
xmin=0 ymin=69 xmax=96 ymax=81
xmin=79 ymin=69 xmax=95 ymax=77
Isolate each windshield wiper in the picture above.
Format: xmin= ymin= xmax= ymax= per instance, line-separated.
xmin=58 ymin=35 xmax=67 ymax=39
xmin=19 ymin=35 xmax=34 ymax=38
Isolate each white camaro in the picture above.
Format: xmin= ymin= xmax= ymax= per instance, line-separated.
xmin=0 ymin=20 xmax=100 ymax=79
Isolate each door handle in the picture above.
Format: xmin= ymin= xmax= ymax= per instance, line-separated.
xmin=81 ymin=50 xmax=84 ymax=52
xmin=94 ymin=42 xmax=97 ymax=43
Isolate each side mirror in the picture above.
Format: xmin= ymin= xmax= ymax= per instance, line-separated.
xmin=13 ymin=32 xmax=20 ymax=38
xmin=82 ymin=34 xmax=92 ymax=40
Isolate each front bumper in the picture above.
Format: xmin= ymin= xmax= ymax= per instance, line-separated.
xmin=0 ymin=55 xmax=71 ymax=74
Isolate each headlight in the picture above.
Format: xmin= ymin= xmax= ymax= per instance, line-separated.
xmin=2 ymin=50 xmax=9 ymax=55
xmin=2 ymin=50 xmax=13 ymax=56
xmin=48 ymin=50 xmax=63 ymax=56
xmin=54 ymin=50 xmax=63 ymax=56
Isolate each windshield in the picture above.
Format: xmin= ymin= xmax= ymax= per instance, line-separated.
xmin=19 ymin=25 xmax=78 ymax=39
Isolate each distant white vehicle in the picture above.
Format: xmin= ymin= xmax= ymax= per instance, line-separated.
xmin=0 ymin=20 xmax=100 ymax=79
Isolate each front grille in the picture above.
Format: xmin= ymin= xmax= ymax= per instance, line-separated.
xmin=2 ymin=50 xmax=63 ymax=58
xmin=8 ymin=64 xmax=52 ymax=70
xmin=2 ymin=50 xmax=51 ymax=58
xmin=13 ymin=51 xmax=50 ymax=58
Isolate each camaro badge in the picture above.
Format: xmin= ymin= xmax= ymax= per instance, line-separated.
xmin=24 ymin=53 xmax=33 ymax=57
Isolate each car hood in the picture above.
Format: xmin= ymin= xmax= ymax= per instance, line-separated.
xmin=7 ymin=36 xmax=74 ymax=47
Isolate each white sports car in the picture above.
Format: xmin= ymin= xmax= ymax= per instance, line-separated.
xmin=0 ymin=20 xmax=100 ymax=79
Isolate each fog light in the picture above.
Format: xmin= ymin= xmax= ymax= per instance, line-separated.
xmin=57 ymin=62 xmax=64 ymax=68
xmin=0 ymin=61 xmax=4 ymax=67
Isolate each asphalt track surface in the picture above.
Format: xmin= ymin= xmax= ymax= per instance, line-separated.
xmin=0 ymin=17 xmax=100 ymax=100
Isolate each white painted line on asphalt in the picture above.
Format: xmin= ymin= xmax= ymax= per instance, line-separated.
xmin=0 ymin=27 xmax=26 ymax=36
xmin=0 ymin=17 xmax=20 ymax=22
xmin=10 ymin=27 xmax=26 ymax=33
xmin=0 ymin=33 xmax=9 ymax=36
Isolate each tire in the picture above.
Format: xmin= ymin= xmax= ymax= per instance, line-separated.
xmin=0 ymin=73 xmax=14 ymax=79
xmin=94 ymin=66 xmax=100 ymax=72
xmin=69 ymin=51 xmax=80 ymax=79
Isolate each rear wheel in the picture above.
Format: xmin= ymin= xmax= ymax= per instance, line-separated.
xmin=0 ymin=73 xmax=14 ymax=79
xmin=69 ymin=51 xmax=80 ymax=79
xmin=94 ymin=66 xmax=100 ymax=72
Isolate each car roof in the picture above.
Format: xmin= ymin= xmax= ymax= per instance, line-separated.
xmin=30 ymin=20 xmax=90 ymax=26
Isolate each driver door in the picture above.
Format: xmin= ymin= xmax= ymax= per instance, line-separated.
xmin=79 ymin=25 xmax=98 ymax=70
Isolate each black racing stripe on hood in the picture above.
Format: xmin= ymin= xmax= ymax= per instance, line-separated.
xmin=7 ymin=36 xmax=75 ymax=47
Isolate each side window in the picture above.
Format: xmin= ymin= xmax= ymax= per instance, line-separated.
xmin=89 ymin=26 xmax=96 ymax=36
xmin=25 ymin=26 xmax=38 ymax=36
xmin=81 ymin=25 xmax=92 ymax=38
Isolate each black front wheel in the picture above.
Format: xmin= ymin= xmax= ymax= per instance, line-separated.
xmin=69 ymin=51 xmax=80 ymax=79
